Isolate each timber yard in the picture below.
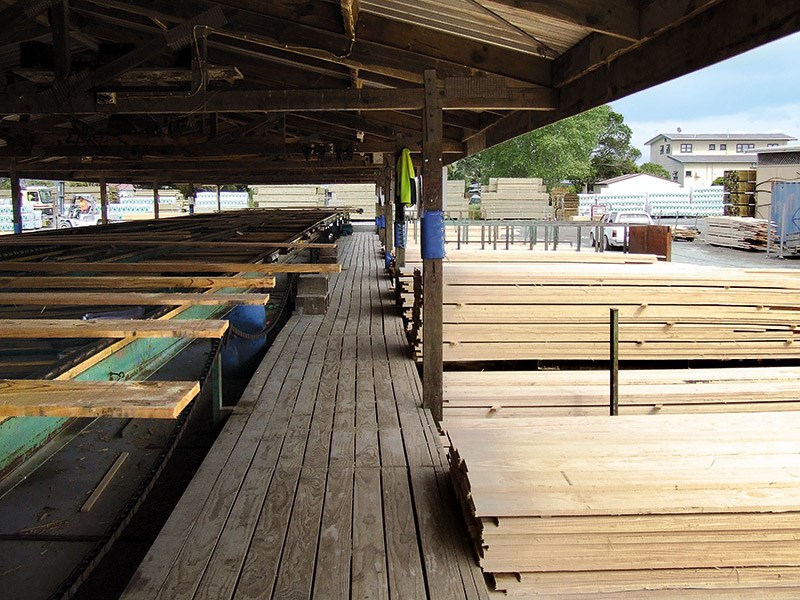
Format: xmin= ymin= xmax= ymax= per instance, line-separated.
xmin=1 ymin=2 xmax=800 ymax=600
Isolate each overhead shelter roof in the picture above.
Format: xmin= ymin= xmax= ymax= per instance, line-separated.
xmin=0 ymin=1 xmax=796 ymax=185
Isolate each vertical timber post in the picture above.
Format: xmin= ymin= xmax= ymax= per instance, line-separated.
xmin=395 ymin=134 xmax=406 ymax=269
xmin=152 ymin=180 xmax=160 ymax=219
xmin=99 ymin=175 xmax=109 ymax=224
xmin=384 ymin=154 xmax=397 ymax=262
xmin=422 ymin=69 xmax=443 ymax=422
xmin=10 ymin=159 xmax=22 ymax=234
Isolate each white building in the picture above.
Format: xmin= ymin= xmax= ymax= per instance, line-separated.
xmin=644 ymin=133 xmax=795 ymax=187
xmin=594 ymin=173 xmax=681 ymax=194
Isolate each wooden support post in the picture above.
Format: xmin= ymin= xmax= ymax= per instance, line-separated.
xmin=385 ymin=162 xmax=397 ymax=254
xmin=422 ymin=69 xmax=443 ymax=422
xmin=10 ymin=159 xmax=22 ymax=235
xmin=152 ymin=181 xmax=160 ymax=219
xmin=395 ymin=135 xmax=406 ymax=269
xmin=99 ymin=175 xmax=108 ymax=224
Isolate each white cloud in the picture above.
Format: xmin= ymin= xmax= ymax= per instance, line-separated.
xmin=626 ymin=103 xmax=800 ymax=161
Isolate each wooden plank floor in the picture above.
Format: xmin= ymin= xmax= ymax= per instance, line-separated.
xmin=121 ymin=232 xmax=487 ymax=600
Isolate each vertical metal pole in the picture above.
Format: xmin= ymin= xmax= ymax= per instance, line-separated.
xmin=610 ymin=308 xmax=619 ymax=416
xmin=544 ymin=224 xmax=550 ymax=251
xmin=505 ymin=225 xmax=510 ymax=250
xmin=481 ymin=225 xmax=485 ymax=249
xmin=152 ymin=181 xmax=160 ymax=219
xmin=216 ymin=184 xmax=222 ymax=212
xmin=100 ymin=175 xmax=109 ymax=224
xmin=493 ymin=225 xmax=497 ymax=250
xmin=10 ymin=160 xmax=22 ymax=234
xmin=576 ymin=224 xmax=582 ymax=251
xmin=553 ymin=225 xmax=559 ymax=250
xmin=211 ymin=351 xmax=223 ymax=426
xmin=422 ymin=69 xmax=443 ymax=422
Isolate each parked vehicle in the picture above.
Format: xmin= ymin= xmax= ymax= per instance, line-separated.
xmin=589 ymin=211 xmax=654 ymax=250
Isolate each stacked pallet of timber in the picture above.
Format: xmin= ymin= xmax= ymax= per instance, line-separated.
xmin=252 ymin=184 xmax=376 ymax=219
xmin=447 ymin=411 xmax=800 ymax=597
xmin=706 ymin=216 xmax=775 ymax=250
xmin=327 ymin=183 xmax=376 ymax=219
xmin=443 ymin=366 xmax=800 ymax=421
xmin=406 ymin=261 xmax=800 ymax=363
xmin=445 ymin=180 xmax=470 ymax=217
xmin=480 ymin=178 xmax=550 ymax=220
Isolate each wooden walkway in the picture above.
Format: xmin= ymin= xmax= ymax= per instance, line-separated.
xmin=121 ymin=232 xmax=487 ymax=600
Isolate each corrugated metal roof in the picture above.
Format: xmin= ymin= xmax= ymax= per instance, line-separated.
xmin=362 ymin=0 xmax=585 ymax=57
xmin=480 ymin=1 xmax=589 ymax=55
xmin=646 ymin=132 xmax=796 ymax=144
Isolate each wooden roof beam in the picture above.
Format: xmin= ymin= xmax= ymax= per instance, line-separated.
xmin=554 ymin=1 xmax=726 ymax=87
xmin=49 ymin=1 xmax=71 ymax=81
xmin=43 ymin=5 xmax=226 ymax=103
xmin=0 ymin=84 xmax=557 ymax=115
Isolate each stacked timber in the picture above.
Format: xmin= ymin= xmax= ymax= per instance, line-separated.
xmin=445 ymin=180 xmax=470 ymax=218
xmin=723 ymin=169 xmax=757 ymax=217
xmin=480 ymin=178 xmax=550 ymax=220
xmin=447 ymin=411 xmax=800 ymax=597
xmin=443 ymin=366 xmax=800 ymax=421
xmin=405 ymin=261 xmax=800 ymax=363
xmin=706 ymin=215 xmax=775 ymax=250
xmin=252 ymin=184 xmax=376 ymax=218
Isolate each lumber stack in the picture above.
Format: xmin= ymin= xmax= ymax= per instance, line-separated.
xmin=447 ymin=411 xmax=800 ymax=597
xmin=706 ymin=216 xmax=775 ymax=250
xmin=423 ymin=261 xmax=800 ymax=363
xmin=445 ymin=180 xmax=470 ymax=217
xmin=723 ymin=169 xmax=757 ymax=217
xmin=443 ymin=366 xmax=800 ymax=422
xmin=398 ymin=250 xmax=659 ymax=359
xmin=480 ymin=178 xmax=550 ymax=220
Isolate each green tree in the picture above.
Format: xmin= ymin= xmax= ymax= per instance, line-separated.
xmin=590 ymin=109 xmax=641 ymax=182
xmin=638 ymin=162 xmax=671 ymax=180
xmin=447 ymin=106 xmax=639 ymax=190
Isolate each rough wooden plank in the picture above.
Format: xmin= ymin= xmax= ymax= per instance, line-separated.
xmin=0 ymin=318 xmax=229 ymax=339
xmin=0 ymin=379 xmax=199 ymax=418
xmin=272 ymin=467 xmax=328 ymax=598
xmin=0 ymin=275 xmax=276 ymax=289
xmin=233 ymin=468 xmax=303 ymax=600
xmin=0 ymin=262 xmax=341 ymax=274
xmin=351 ymin=467 xmax=389 ymax=599
xmin=0 ymin=291 xmax=269 ymax=306
xmin=382 ymin=467 xmax=427 ymax=598
xmin=313 ymin=467 xmax=354 ymax=599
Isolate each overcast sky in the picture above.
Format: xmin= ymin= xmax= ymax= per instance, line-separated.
xmin=610 ymin=31 xmax=800 ymax=161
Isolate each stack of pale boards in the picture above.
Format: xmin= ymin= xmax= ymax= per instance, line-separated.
xmin=414 ymin=260 xmax=800 ymax=362
xmin=706 ymin=216 xmax=775 ymax=251
xmin=445 ymin=367 xmax=800 ymax=597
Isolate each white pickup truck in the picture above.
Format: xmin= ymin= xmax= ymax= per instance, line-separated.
xmin=589 ymin=211 xmax=653 ymax=250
